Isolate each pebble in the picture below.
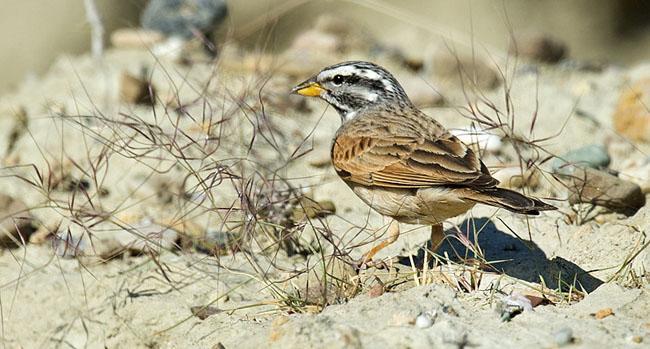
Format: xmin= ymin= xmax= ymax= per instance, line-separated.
xmin=52 ymin=221 xmax=89 ymax=258
xmin=192 ymin=229 xmax=235 ymax=254
xmin=367 ymin=283 xmax=384 ymax=298
xmin=151 ymin=36 xmax=187 ymax=60
xmin=430 ymin=49 xmax=500 ymax=90
xmin=498 ymin=293 xmax=534 ymax=321
xmin=414 ymin=313 xmax=434 ymax=328
xmin=509 ymin=34 xmax=568 ymax=63
xmin=291 ymin=198 xmax=336 ymax=221
xmin=613 ymin=78 xmax=650 ymax=142
xmin=0 ymin=194 xmax=35 ymax=248
xmin=190 ymin=305 xmax=221 ymax=320
xmin=592 ymin=307 xmax=614 ymax=319
xmin=450 ymin=126 xmax=502 ymax=154
xmin=141 ymin=0 xmax=228 ymax=39
xmin=493 ymin=166 xmax=540 ymax=189
xmin=562 ymin=167 xmax=645 ymax=216
xmin=110 ymin=28 xmax=165 ymax=49
xmin=119 ymin=72 xmax=156 ymax=105
xmin=553 ymin=327 xmax=574 ymax=346
xmin=628 ymin=335 xmax=643 ymax=344
xmin=52 ymin=234 xmax=88 ymax=258
xmin=552 ymin=144 xmax=611 ymax=175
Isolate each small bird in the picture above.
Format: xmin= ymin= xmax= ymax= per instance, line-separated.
xmin=291 ymin=61 xmax=556 ymax=265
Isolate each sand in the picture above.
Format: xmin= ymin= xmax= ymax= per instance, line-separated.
xmin=0 ymin=41 xmax=649 ymax=348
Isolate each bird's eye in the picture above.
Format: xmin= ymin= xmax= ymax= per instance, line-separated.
xmin=332 ymin=75 xmax=344 ymax=85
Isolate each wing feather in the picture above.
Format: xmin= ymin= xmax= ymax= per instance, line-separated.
xmin=331 ymin=111 xmax=498 ymax=189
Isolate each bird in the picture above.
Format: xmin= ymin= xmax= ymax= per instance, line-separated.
xmin=291 ymin=61 xmax=556 ymax=266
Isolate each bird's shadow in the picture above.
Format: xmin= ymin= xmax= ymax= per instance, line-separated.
xmin=399 ymin=217 xmax=604 ymax=293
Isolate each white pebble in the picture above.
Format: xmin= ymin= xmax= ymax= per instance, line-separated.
xmin=502 ymin=293 xmax=534 ymax=312
xmin=450 ymin=126 xmax=502 ymax=153
xmin=152 ymin=36 xmax=186 ymax=60
xmin=553 ymin=327 xmax=574 ymax=346
xmin=415 ymin=313 xmax=434 ymax=328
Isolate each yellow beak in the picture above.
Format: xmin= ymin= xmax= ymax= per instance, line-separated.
xmin=291 ymin=81 xmax=325 ymax=97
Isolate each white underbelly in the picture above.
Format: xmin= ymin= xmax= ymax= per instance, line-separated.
xmin=349 ymin=184 xmax=476 ymax=225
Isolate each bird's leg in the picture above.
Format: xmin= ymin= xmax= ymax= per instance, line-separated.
xmin=430 ymin=223 xmax=445 ymax=252
xmin=358 ymin=220 xmax=400 ymax=267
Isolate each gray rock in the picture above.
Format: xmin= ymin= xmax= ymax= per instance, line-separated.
xmin=552 ymin=144 xmax=611 ymax=175
xmin=562 ymin=167 xmax=645 ymax=215
xmin=141 ymin=0 xmax=228 ymax=39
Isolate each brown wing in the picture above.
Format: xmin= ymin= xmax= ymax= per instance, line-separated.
xmin=331 ymin=111 xmax=498 ymax=189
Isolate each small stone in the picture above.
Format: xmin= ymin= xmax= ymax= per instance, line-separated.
xmin=614 ymin=78 xmax=650 ymax=142
xmin=192 ymin=229 xmax=235 ymax=254
xmin=553 ymin=327 xmax=574 ymax=346
xmin=141 ymin=0 xmax=228 ymax=39
xmin=291 ymin=199 xmax=336 ymax=221
xmin=415 ymin=313 xmax=434 ymax=328
xmin=367 ymin=283 xmax=384 ymax=298
xmin=119 ymin=72 xmax=156 ymax=105
xmin=629 ymin=335 xmax=643 ymax=344
xmin=493 ymin=166 xmax=540 ymax=189
xmin=450 ymin=126 xmax=502 ymax=154
xmin=497 ymin=293 xmax=534 ymax=321
xmin=110 ymin=28 xmax=165 ymax=49
xmin=510 ymin=34 xmax=568 ymax=63
xmin=431 ymin=49 xmax=500 ymax=90
xmin=0 ymin=194 xmax=36 ymax=248
xmin=52 ymin=221 xmax=89 ymax=258
xmin=152 ymin=36 xmax=187 ymax=60
xmin=190 ymin=305 xmax=221 ymax=320
xmin=552 ymin=144 xmax=611 ymax=175
xmin=592 ymin=307 xmax=614 ymax=319
xmin=29 ymin=224 xmax=54 ymax=245
xmin=561 ymin=167 xmax=645 ymax=216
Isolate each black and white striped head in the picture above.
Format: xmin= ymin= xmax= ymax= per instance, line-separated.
xmin=291 ymin=61 xmax=412 ymax=122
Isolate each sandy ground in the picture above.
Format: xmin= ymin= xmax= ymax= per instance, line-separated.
xmin=1 ymin=31 xmax=649 ymax=348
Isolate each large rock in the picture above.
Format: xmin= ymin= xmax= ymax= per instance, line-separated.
xmin=561 ymin=167 xmax=645 ymax=215
xmin=141 ymin=0 xmax=228 ymax=39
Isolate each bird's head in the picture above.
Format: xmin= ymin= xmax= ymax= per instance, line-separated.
xmin=291 ymin=61 xmax=412 ymax=122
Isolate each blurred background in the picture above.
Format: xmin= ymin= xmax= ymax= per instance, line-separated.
xmin=1 ymin=0 xmax=650 ymax=94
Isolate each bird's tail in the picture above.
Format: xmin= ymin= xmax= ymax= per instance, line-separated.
xmin=461 ymin=188 xmax=557 ymax=215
